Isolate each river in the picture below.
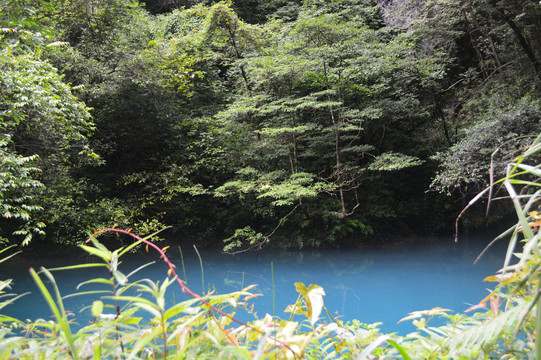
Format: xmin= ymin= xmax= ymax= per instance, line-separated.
xmin=1 ymin=236 xmax=507 ymax=334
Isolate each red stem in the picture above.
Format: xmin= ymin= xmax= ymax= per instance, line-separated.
xmin=86 ymin=228 xmax=298 ymax=357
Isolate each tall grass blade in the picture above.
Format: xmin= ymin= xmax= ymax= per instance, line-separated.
xmin=356 ymin=335 xmax=390 ymax=360
xmin=118 ymin=226 xmax=171 ymax=257
xmin=475 ymin=225 xmax=515 ymax=264
xmin=271 ymin=261 xmax=275 ymax=317
xmin=126 ymin=261 xmax=155 ymax=278
xmin=29 ymin=267 xmax=80 ymax=360
xmin=49 ymin=263 xmax=108 ymax=271
xmin=523 ymin=134 xmax=541 ymax=156
xmin=252 ymin=330 xmax=271 ymax=360
xmin=0 ymin=292 xmax=30 ymax=312
xmin=178 ymin=245 xmax=188 ymax=283
xmin=386 ymin=339 xmax=412 ymax=360
xmin=193 ymin=245 xmax=204 ymax=293
xmin=537 ymin=283 xmax=541 ymax=360
xmin=0 ymin=245 xmax=21 ymax=264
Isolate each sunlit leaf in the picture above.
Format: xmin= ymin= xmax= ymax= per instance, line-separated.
xmin=91 ymin=300 xmax=103 ymax=318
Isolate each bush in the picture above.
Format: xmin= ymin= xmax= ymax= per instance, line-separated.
xmin=1 ymin=134 xmax=541 ymax=358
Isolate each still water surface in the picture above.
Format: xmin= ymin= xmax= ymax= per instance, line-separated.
xmin=1 ymin=236 xmax=507 ymax=334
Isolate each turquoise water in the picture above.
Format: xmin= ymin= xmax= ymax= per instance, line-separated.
xmin=1 ymin=236 xmax=507 ymax=334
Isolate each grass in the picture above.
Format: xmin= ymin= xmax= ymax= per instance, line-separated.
xmin=0 ymin=134 xmax=540 ymax=359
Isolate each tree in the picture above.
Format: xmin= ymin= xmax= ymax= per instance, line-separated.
xmin=209 ymin=0 xmax=441 ymax=250
xmin=0 ymin=2 xmax=98 ymax=245
xmin=0 ymin=138 xmax=44 ymax=245
xmin=381 ymin=0 xmax=541 ymax=227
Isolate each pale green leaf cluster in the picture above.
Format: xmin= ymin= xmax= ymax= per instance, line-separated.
xmin=368 ymin=152 xmax=424 ymax=171
xmin=0 ymin=28 xmax=98 ymax=245
xmin=0 ymin=138 xmax=45 ymax=245
xmin=208 ymin=1 xmax=437 ymax=239
xmin=223 ymin=226 xmax=267 ymax=252
xmin=0 ymin=46 xmax=96 ymax=151
xmin=216 ymin=168 xmax=334 ymax=206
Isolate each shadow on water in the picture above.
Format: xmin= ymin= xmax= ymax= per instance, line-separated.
xmin=1 ymin=235 xmax=508 ymax=335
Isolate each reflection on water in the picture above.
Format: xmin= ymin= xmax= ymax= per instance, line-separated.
xmin=1 ymin=236 xmax=507 ymax=334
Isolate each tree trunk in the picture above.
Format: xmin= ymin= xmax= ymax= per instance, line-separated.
xmin=505 ymin=17 xmax=540 ymax=77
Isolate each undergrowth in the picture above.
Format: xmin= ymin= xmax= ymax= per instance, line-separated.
xmin=1 ymin=134 xmax=541 ymax=359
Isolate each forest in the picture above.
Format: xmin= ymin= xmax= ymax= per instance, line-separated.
xmin=2 ymin=0 xmax=541 ymax=252
xmin=3 ymin=1 xmax=541 ymax=358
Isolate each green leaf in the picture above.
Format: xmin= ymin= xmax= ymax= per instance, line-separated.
xmin=77 ymin=278 xmax=114 ymax=289
xmin=91 ymin=300 xmax=104 ymax=318
xmin=110 ymin=295 xmax=161 ymax=318
xmin=79 ymin=244 xmax=112 ymax=262
xmin=387 ymin=339 xmax=412 ymax=360
xmin=29 ymin=268 xmax=80 ymax=360
xmin=113 ymin=270 xmax=128 ymax=286
xmin=49 ymin=263 xmax=107 ymax=271
xmin=293 ymin=282 xmax=325 ymax=326
xmin=163 ymin=298 xmax=203 ymax=320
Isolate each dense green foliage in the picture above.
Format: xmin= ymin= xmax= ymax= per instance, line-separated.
xmin=1 ymin=0 xmax=541 ymax=249
xmin=2 ymin=1 xmax=541 ymax=356
xmin=1 ymin=134 xmax=541 ymax=358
